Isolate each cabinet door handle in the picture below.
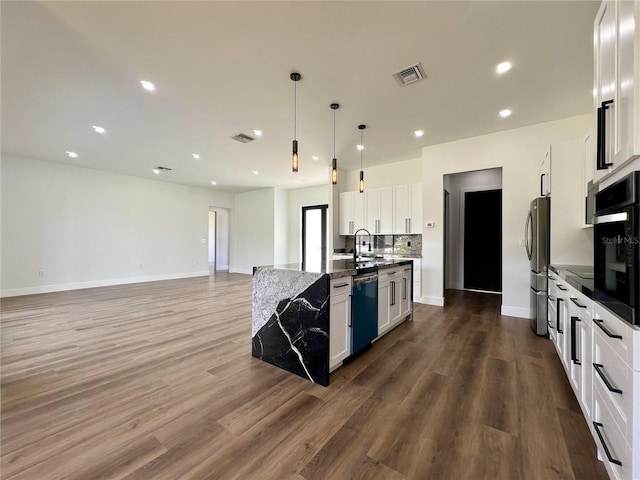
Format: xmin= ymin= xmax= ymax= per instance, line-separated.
xmin=556 ymin=298 xmax=564 ymax=334
xmin=557 ymin=285 xmax=567 ymax=291
xmin=333 ymin=283 xmax=349 ymax=289
xmin=593 ymin=422 xmax=622 ymax=466
xmin=403 ymin=277 xmax=407 ymax=300
xmin=597 ymin=100 xmax=614 ymax=170
xmin=408 ymin=218 xmax=411 ymax=232
xmin=593 ymin=319 xmax=623 ymax=339
xmin=570 ymin=297 xmax=587 ymax=308
xmin=540 ymin=173 xmax=545 ymax=196
xmin=593 ymin=363 xmax=622 ymax=394
xmin=390 ymin=281 xmax=395 ymax=306
xmin=570 ymin=316 xmax=581 ymax=365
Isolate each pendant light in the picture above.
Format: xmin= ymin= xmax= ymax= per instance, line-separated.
xmin=290 ymin=72 xmax=301 ymax=172
xmin=330 ymin=103 xmax=340 ymax=185
xmin=358 ymin=124 xmax=366 ymax=193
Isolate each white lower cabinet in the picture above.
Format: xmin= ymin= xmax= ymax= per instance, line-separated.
xmin=592 ymin=303 xmax=640 ymax=480
xmin=377 ymin=265 xmax=412 ymax=337
xmin=400 ymin=266 xmax=412 ymax=318
xmin=329 ymin=277 xmax=352 ymax=371
xmin=550 ymin=271 xmax=640 ymax=480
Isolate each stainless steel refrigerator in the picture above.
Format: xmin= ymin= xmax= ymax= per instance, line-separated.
xmin=525 ymin=197 xmax=550 ymax=336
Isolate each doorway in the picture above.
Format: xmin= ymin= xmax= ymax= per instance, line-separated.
xmin=463 ymin=189 xmax=502 ymax=292
xmin=301 ymin=204 xmax=328 ymax=270
xmin=209 ymin=207 xmax=230 ymax=273
xmin=443 ymin=168 xmax=503 ymax=297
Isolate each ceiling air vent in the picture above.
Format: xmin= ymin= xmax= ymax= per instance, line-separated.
xmin=231 ymin=133 xmax=256 ymax=144
xmin=392 ymin=63 xmax=426 ymax=87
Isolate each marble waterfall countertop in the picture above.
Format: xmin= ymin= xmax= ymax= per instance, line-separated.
xmin=251 ymin=258 xmax=414 ymax=386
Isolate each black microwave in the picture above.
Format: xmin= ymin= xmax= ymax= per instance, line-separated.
xmin=593 ymin=171 xmax=640 ymax=325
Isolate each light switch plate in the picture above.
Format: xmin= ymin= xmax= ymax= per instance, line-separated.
xmin=425 ymin=221 xmax=435 ymax=228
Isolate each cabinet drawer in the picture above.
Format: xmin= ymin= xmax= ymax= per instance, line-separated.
xmin=330 ymin=277 xmax=352 ymax=296
xmin=593 ymin=333 xmax=635 ymax=444
xmin=593 ymin=303 xmax=638 ymax=371
xmin=593 ymin=386 xmax=632 ymax=480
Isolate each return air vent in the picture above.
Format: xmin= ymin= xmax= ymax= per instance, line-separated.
xmin=392 ymin=63 xmax=426 ymax=87
xmin=231 ymin=133 xmax=256 ymax=144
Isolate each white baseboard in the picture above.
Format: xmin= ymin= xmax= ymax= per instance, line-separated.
xmin=501 ymin=305 xmax=532 ymax=319
xmin=216 ymin=264 xmax=229 ymax=271
xmin=448 ymin=282 xmax=463 ymax=290
xmin=229 ymin=267 xmax=253 ymax=275
xmin=420 ymin=296 xmax=445 ymax=307
xmin=0 ymin=271 xmax=211 ymax=298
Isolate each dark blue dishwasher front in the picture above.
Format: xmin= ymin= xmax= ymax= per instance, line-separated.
xmin=351 ymin=272 xmax=378 ymax=355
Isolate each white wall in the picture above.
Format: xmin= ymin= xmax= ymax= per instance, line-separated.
xmin=445 ymin=168 xmax=503 ymax=290
xmin=287 ymin=185 xmax=330 ymax=263
xmin=345 ymin=157 xmax=421 ymax=190
xmin=421 ymin=114 xmax=592 ymax=316
xmin=1 ymin=155 xmax=234 ymax=296
xmin=274 ymin=188 xmax=289 ymax=265
xmin=231 ymin=188 xmax=275 ymax=274
xmin=208 ymin=211 xmax=216 ymax=263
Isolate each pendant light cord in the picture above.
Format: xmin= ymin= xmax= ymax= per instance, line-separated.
xmin=333 ymin=109 xmax=336 ymax=157
xmin=293 ymin=80 xmax=297 ymax=140
xmin=360 ymin=129 xmax=363 ymax=170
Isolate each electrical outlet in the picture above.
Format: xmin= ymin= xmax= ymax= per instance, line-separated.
xmin=38 ymin=270 xmax=45 ymax=277
xmin=426 ymin=221 xmax=435 ymax=229
xmin=201 ymin=238 xmax=206 ymax=244
xmin=407 ymin=241 xmax=411 ymax=247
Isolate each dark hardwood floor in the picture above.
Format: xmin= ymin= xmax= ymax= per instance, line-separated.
xmin=1 ymin=276 xmax=608 ymax=479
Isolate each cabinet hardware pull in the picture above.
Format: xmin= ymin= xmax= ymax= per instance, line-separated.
xmin=596 ymin=100 xmax=614 ymax=170
xmin=593 ymin=422 xmax=622 ymax=466
xmin=390 ymin=281 xmax=395 ymax=306
xmin=593 ymin=363 xmax=622 ymax=394
xmin=408 ymin=218 xmax=411 ymax=232
xmin=570 ymin=297 xmax=587 ymax=308
xmin=333 ymin=283 xmax=349 ymax=289
xmin=540 ymin=173 xmax=545 ymax=196
xmin=570 ymin=316 xmax=581 ymax=365
xmin=403 ymin=277 xmax=407 ymax=300
xmin=556 ymin=298 xmax=564 ymax=333
xmin=557 ymin=285 xmax=567 ymax=291
xmin=593 ymin=319 xmax=622 ymax=339
xmin=548 ymin=295 xmax=556 ymax=302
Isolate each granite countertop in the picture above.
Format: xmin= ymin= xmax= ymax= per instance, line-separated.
xmin=256 ymin=258 xmax=414 ymax=279
xmin=549 ymin=264 xmax=595 ymax=299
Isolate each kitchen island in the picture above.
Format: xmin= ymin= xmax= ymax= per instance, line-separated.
xmin=252 ymin=259 xmax=413 ymax=386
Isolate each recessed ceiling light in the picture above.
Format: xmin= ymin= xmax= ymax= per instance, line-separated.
xmin=253 ymin=129 xmax=263 ymax=137
xmin=152 ymin=168 xmax=160 ymax=174
xmin=192 ymin=153 xmax=200 ymax=159
xmin=499 ymin=109 xmax=512 ymax=118
xmin=356 ymin=145 xmax=364 ymax=151
xmin=66 ymin=151 xmax=78 ymax=158
xmin=210 ymin=180 xmax=217 ymax=185
xmin=252 ymin=170 xmax=259 ymax=175
xmin=414 ymin=130 xmax=424 ymax=138
xmin=496 ymin=62 xmax=512 ymax=74
xmin=312 ymin=156 xmax=319 ymax=161
xmin=92 ymin=125 xmax=106 ymax=134
xmin=140 ymin=80 xmax=155 ymax=92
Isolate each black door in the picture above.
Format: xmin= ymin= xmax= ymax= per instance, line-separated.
xmin=464 ymin=189 xmax=502 ymax=292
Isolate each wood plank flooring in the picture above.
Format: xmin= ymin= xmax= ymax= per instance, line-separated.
xmin=1 ymin=275 xmax=609 ymax=480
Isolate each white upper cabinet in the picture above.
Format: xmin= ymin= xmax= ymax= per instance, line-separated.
xmin=339 ymin=191 xmax=366 ymax=235
xmin=341 ymin=183 xmax=421 ymax=236
xmin=540 ymin=146 xmax=552 ymax=196
xmin=593 ymin=0 xmax=640 ymax=182
xmin=394 ymin=183 xmax=422 ymax=234
xmin=365 ymin=187 xmax=394 ymax=234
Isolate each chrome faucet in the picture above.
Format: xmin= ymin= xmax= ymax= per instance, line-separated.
xmin=353 ymin=228 xmax=372 ymax=263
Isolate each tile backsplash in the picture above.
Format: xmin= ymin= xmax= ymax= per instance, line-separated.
xmin=343 ymin=234 xmax=422 ymax=256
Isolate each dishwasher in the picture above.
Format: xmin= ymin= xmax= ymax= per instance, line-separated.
xmin=351 ymin=272 xmax=379 ymax=355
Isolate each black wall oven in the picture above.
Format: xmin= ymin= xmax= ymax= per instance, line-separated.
xmin=594 ymin=171 xmax=640 ymax=326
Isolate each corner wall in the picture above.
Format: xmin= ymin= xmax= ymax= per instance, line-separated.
xmin=421 ymin=114 xmax=591 ymax=317
xmin=1 ymin=155 xmax=234 ymax=296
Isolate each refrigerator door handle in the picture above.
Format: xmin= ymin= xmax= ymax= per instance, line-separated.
xmin=524 ymin=211 xmax=533 ymax=260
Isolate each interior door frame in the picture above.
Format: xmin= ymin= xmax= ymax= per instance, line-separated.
xmin=460 ymin=184 xmax=502 ymax=292
xmin=301 ymin=204 xmax=328 ymax=267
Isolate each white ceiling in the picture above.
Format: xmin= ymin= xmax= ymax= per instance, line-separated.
xmin=1 ymin=1 xmax=599 ymax=193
